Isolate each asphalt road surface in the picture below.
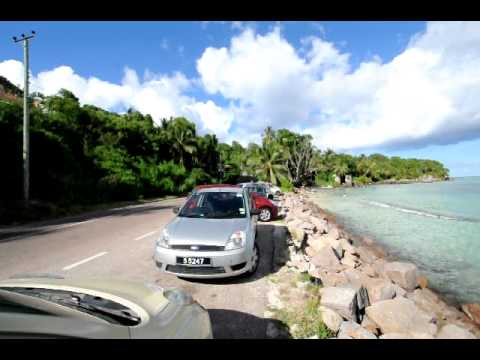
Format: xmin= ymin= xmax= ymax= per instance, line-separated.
xmin=0 ymin=198 xmax=284 ymax=338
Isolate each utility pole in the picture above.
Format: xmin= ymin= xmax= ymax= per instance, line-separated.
xmin=13 ymin=31 xmax=36 ymax=207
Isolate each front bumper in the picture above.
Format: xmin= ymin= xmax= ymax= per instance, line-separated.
xmin=154 ymin=246 xmax=253 ymax=279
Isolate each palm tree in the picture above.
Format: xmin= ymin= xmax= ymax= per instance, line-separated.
xmin=165 ymin=117 xmax=197 ymax=167
xmin=248 ymin=141 xmax=288 ymax=186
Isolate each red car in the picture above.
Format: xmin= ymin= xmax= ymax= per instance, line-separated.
xmin=250 ymin=192 xmax=278 ymax=222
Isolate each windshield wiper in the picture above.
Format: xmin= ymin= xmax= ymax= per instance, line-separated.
xmin=3 ymin=287 xmax=140 ymax=326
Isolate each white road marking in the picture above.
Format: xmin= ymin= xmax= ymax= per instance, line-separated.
xmin=62 ymin=251 xmax=108 ymax=271
xmin=134 ymin=231 xmax=157 ymax=241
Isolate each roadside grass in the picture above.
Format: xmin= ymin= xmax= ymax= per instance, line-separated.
xmin=273 ymin=297 xmax=333 ymax=339
xmin=269 ymin=270 xmax=331 ymax=339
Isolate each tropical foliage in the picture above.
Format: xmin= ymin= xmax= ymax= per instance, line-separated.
xmin=0 ymin=79 xmax=449 ymax=211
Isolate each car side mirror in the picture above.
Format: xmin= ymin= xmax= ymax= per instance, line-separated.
xmin=251 ymin=208 xmax=261 ymax=216
xmin=172 ymin=206 xmax=180 ymax=214
xmin=268 ymin=194 xmax=274 ymax=200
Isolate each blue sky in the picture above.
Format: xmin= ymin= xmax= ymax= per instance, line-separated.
xmin=1 ymin=21 xmax=479 ymax=176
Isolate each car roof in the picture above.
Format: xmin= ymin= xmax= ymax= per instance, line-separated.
xmin=194 ymin=184 xmax=243 ymax=193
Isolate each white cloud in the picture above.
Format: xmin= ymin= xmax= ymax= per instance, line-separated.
xmin=196 ymin=21 xmax=480 ymax=151
xmin=0 ymin=60 xmax=234 ymax=140
xmin=0 ymin=59 xmax=25 ymax=89
xmin=2 ymin=22 xmax=480 ymax=151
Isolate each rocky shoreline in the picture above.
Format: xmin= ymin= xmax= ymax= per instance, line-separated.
xmin=266 ymin=189 xmax=480 ymax=339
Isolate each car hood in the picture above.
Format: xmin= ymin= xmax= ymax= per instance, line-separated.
xmin=0 ymin=277 xmax=169 ymax=317
xmin=166 ymin=217 xmax=249 ymax=246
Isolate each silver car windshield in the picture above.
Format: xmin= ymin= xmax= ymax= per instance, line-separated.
xmin=179 ymin=192 xmax=246 ymax=219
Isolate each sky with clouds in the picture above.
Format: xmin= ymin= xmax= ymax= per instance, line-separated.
xmin=1 ymin=21 xmax=480 ymax=176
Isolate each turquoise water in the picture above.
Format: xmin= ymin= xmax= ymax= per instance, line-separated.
xmin=311 ymin=177 xmax=480 ymax=305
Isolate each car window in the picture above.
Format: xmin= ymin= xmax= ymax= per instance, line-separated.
xmin=179 ymin=192 xmax=246 ymax=219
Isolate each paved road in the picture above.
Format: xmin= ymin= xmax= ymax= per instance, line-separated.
xmin=0 ymin=198 xmax=284 ymax=338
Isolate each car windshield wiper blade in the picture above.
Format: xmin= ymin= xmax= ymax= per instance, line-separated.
xmin=3 ymin=287 xmax=140 ymax=326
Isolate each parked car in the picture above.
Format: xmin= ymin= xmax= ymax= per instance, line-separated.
xmin=0 ymin=275 xmax=212 ymax=339
xmin=155 ymin=185 xmax=260 ymax=279
xmin=240 ymin=183 xmax=279 ymax=222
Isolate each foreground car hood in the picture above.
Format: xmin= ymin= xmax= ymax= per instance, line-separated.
xmin=167 ymin=217 xmax=249 ymax=246
xmin=0 ymin=277 xmax=169 ymax=316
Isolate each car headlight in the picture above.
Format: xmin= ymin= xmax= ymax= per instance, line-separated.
xmin=225 ymin=230 xmax=246 ymax=250
xmin=156 ymin=229 xmax=170 ymax=249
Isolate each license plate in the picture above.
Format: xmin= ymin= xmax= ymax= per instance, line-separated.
xmin=176 ymin=257 xmax=211 ymax=266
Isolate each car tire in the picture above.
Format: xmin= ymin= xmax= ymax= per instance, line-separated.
xmin=259 ymin=207 xmax=272 ymax=222
xmin=246 ymin=242 xmax=260 ymax=276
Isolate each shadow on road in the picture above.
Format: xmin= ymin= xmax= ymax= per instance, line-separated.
xmin=0 ymin=201 xmax=181 ymax=243
xmin=208 ymin=308 xmax=289 ymax=339
xmin=180 ymin=223 xmax=290 ymax=285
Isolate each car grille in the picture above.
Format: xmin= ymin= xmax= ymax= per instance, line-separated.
xmin=170 ymin=245 xmax=225 ymax=251
xmin=166 ymin=265 xmax=226 ymax=275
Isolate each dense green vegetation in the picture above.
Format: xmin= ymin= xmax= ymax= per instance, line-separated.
xmin=0 ymin=79 xmax=449 ymax=216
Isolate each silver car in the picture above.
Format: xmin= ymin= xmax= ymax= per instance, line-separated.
xmin=154 ymin=186 xmax=260 ymax=279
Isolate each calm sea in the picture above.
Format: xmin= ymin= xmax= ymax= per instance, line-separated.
xmin=311 ymin=176 xmax=480 ymax=305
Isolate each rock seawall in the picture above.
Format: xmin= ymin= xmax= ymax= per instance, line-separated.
xmin=271 ymin=189 xmax=480 ymax=339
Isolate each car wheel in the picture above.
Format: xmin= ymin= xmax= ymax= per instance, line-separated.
xmin=259 ymin=207 xmax=272 ymax=222
xmin=246 ymin=242 xmax=260 ymax=275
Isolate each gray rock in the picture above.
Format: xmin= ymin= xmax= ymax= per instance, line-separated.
xmin=310 ymin=217 xmax=328 ymax=234
xmin=319 ymin=306 xmax=343 ymax=333
xmin=364 ymin=277 xmax=396 ymax=304
xmin=326 ymin=224 xmax=341 ymax=240
xmin=392 ymin=284 xmax=407 ymax=298
xmin=383 ymin=261 xmax=418 ymax=291
xmin=320 ymin=286 xmax=359 ymax=321
xmin=436 ymin=324 xmax=476 ymax=339
xmin=310 ymin=269 xmax=349 ymax=287
xmin=310 ymin=247 xmax=343 ymax=272
xmin=338 ymin=321 xmax=377 ymax=339
xmin=341 ymin=252 xmax=360 ymax=268
xmin=366 ymin=297 xmax=437 ymax=335
xmin=339 ymin=238 xmax=358 ymax=255
xmin=356 ymin=246 xmax=378 ymax=264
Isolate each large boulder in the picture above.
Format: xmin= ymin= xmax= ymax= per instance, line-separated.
xmin=310 ymin=247 xmax=343 ymax=272
xmin=361 ymin=315 xmax=380 ymax=336
xmin=326 ymin=224 xmax=341 ymax=240
xmin=310 ymin=217 xmax=328 ymax=234
xmin=320 ymin=286 xmax=360 ymax=322
xmin=319 ymin=306 xmax=343 ymax=333
xmin=356 ymin=246 xmax=379 ymax=264
xmin=436 ymin=324 xmax=476 ymax=339
xmin=365 ymin=297 xmax=437 ymax=335
xmin=337 ymin=321 xmax=377 ymax=339
xmin=343 ymin=268 xmax=395 ymax=304
xmin=383 ymin=261 xmax=418 ymax=291
xmin=339 ymin=238 xmax=358 ymax=255
xmin=309 ymin=268 xmax=349 ymax=287
xmin=392 ymin=284 xmax=407 ymax=298
xmin=288 ymin=226 xmax=305 ymax=248
xmin=306 ymin=234 xmax=329 ymax=253
xmin=364 ymin=278 xmax=397 ymax=304
xmin=341 ymin=252 xmax=361 ymax=268
xmin=406 ymin=288 xmax=446 ymax=321
xmin=461 ymin=304 xmax=480 ymax=326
